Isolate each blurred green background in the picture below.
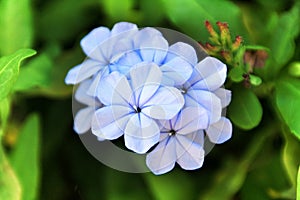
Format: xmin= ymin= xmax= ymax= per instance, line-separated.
xmin=0 ymin=0 xmax=300 ymax=199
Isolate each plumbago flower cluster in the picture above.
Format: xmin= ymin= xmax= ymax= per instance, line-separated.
xmin=65 ymin=22 xmax=232 ymax=175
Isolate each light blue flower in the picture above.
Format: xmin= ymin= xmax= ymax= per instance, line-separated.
xmin=116 ymin=30 xmax=197 ymax=86
xmin=64 ymin=22 xmax=138 ymax=86
xmin=146 ymin=107 xmax=207 ymax=175
xmin=73 ymin=79 xmax=102 ymax=134
xmin=181 ymin=56 xmax=228 ymax=124
xmin=91 ymin=62 xmax=185 ymax=154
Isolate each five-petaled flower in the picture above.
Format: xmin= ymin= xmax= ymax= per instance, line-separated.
xmin=92 ymin=63 xmax=184 ymax=153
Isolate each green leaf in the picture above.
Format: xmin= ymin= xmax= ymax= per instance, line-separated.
xmin=38 ymin=0 xmax=101 ymax=43
xmin=288 ymin=62 xmax=300 ymax=77
xmin=249 ymin=74 xmax=262 ymax=86
xmin=0 ymin=0 xmax=33 ymax=55
xmin=9 ymin=114 xmax=40 ymax=200
xmin=228 ymin=67 xmax=244 ymax=82
xmin=297 ymin=165 xmax=300 ymax=200
xmin=160 ymin=0 xmax=248 ymax=41
xmin=282 ymin=127 xmax=300 ymax=189
xmin=0 ymin=146 xmax=21 ymax=200
xmin=0 ymin=49 xmax=36 ymax=101
xmin=241 ymin=5 xmax=278 ymax=45
xmin=101 ymin=0 xmax=141 ymax=24
xmin=228 ymin=87 xmax=263 ymax=130
xmin=269 ymin=3 xmax=300 ymax=73
xmin=140 ymin=0 xmax=165 ymax=26
xmin=275 ymin=80 xmax=300 ymax=139
xmin=201 ymin=124 xmax=276 ymax=200
xmin=0 ymin=98 xmax=10 ymax=139
xmin=13 ymin=54 xmax=52 ymax=92
xmin=144 ymin=171 xmax=193 ymax=200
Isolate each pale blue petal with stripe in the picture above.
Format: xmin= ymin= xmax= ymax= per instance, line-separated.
xmin=206 ymin=117 xmax=232 ymax=144
xmin=176 ymin=134 xmax=205 ymax=170
xmin=142 ymin=86 xmax=184 ymax=120
xmin=166 ymin=42 xmax=198 ymax=66
xmin=139 ymin=35 xmax=168 ymax=64
xmin=91 ymin=106 xmax=132 ymax=139
xmin=185 ymin=89 xmax=222 ymax=124
xmin=190 ymin=57 xmax=227 ymax=91
xmin=160 ymin=56 xmax=193 ymax=86
xmin=124 ymin=113 xmax=160 ymax=154
xmin=129 ymin=63 xmax=162 ymax=105
xmin=213 ymin=88 xmax=232 ymax=108
xmin=97 ymin=72 xmax=133 ymax=106
xmin=65 ymin=59 xmax=103 ymax=84
xmin=80 ymin=27 xmax=110 ymax=57
xmin=174 ymin=107 xmax=209 ymax=135
xmin=146 ymin=136 xmax=177 ymax=175
xmin=74 ymin=107 xmax=95 ymax=134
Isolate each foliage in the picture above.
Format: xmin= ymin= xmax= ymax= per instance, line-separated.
xmin=0 ymin=0 xmax=299 ymax=199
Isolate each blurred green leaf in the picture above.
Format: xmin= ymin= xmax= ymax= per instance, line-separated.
xmin=228 ymin=87 xmax=263 ymax=130
xmin=297 ymin=165 xmax=300 ymax=200
xmin=140 ymin=0 xmax=164 ymax=26
xmin=0 ymin=49 xmax=36 ymax=101
xmin=101 ymin=0 xmax=141 ymax=24
xmin=144 ymin=170 xmax=193 ymax=200
xmin=160 ymin=0 xmax=247 ymax=41
xmin=13 ymin=54 xmax=52 ymax=92
xmin=282 ymin=127 xmax=300 ymax=190
xmin=241 ymin=5 xmax=278 ymax=45
xmin=0 ymin=0 xmax=33 ymax=55
xmin=38 ymin=0 xmax=101 ymax=43
xmin=268 ymin=3 xmax=300 ymax=74
xmin=0 ymin=98 xmax=10 ymax=138
xmin=105 ymin=170 xmax=152 ymax=200
xmin=288 ymin=62 xmax=300 ymax=77
xmin=275 ymin=79 xmax=300 ymax=139
xmin=241 ymin=138 xmax=290 ymax=200
xmin=228 ymin=67 xmax=244 ymax=82
xmin=9 ymin=114 xmax=41 ymax=200
xmin=201 ymin=124 xmax=276 ymax=200
xmin=249 ymin=75 xmax=262 ymax=86
xmin=0 ymin=146 xmax=21 ymax=200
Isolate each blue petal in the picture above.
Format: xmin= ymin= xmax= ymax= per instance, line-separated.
xmin=185 ymin=130 xmax=205 ymax=147
xmin=97 ymin=72 xmax=133 ymax=106
xmin=174 ymin=107 xmax=209 ymax=134
xmin=86 ymin=70 xmax=105 ymax=97
xmin=80 ymin=27 xmax=110 ymax=57
xmin=65 ymin=59 xmax=102 ymax=84
xmin=185 ymin=89 xmax=222 ymax=124
xmin=189 ymin=57 xmax=227 ymax=91
xmin=75 ymin=79 xmax=98 ymax=106
xmin=124 ymin=113 xmax=160 ymax=154
xmin=160 ymin=56 xmax=193 ymax=86
xmin=91 ymin=106 xmax=132 ymax=139
xmin=176 ymin=134 xmax=205 ymax=170
xmin=142 ymin=86 xmax=184 ymax=120
xmin=116 ymin=51 xmax=142 ymax=70
xmin=74 ymin=107 xmax=94 ymax=134
xmin=146 ymin=137 xmax=176 ymax=175
xmin=111 ymin=22 xmax=138 ymax=36
xmin=213 ymin=88 xmax=232 ymax=108
xmin=133 ymin=28 xmax=162 ymax=48
xmin=109 ymin=38 xmax=134 ymax=62
xmin=165 ymin=42 xmax=198 ymax=66
xmin=138 ymin=35 xmax=168 ymax=64
xmin=129 ymin=63 xmax=162 ymax=105
xmin=206 ymin=117 xmax=232 ymax=144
